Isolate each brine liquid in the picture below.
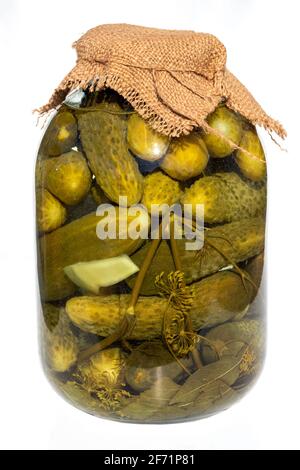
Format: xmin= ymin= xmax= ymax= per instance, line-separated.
xmin=37 ymin=91 xmax=266 ymax=423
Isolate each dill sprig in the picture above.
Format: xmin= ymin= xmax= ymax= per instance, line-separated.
xmin=155 ymin=271 xmax=199 ymax=358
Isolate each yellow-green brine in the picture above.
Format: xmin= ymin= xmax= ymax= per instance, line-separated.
xmin=36 ymin=88 xmax=267 ymax=423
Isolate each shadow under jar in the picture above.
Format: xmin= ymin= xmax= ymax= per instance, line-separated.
xmin=36 ymin=89 xmax=267 ymax=423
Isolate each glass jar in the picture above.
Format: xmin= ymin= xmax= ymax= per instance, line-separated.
xmin=36 ymin=89 xmax=266 ymax=423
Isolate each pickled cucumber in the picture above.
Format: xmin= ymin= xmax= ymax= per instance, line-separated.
xmin=45 ymin=150 xmax=92 ymax=205
xmin=181 ymin=172 xmax=266 ymax=224
xmin=244 ymin=252 xmax=264 ymax=303
xmin=40 ymin=108 xmax=78 ymax=156
xmin=44 ymin=314 xmax=79 ymax=373
xmin=78 ymin=109 xmax=143 ymax=206
xmin=235 ymin=129 xmax=266 ymax=181
xmin=35 ymin=156 xmax=56 ymax=188
xmin=40 ymin=208 xmax=149 ymax=301
xmin=160 ymin=133 xmax=209 ymax=181
xmin=127 ymin=217 xmax=265 ymax=295
xmin=127 ymin=114 xmax=170 ymax=161
xmin=203 ymin=106 xmax=243 ymax=158
xmin=36 ymin=189 xmax=67 ymax=233
xmin=66 ymin=270 xmax=254 ymax=340
xmin=142 ymin=171 xmax=182 ymax=212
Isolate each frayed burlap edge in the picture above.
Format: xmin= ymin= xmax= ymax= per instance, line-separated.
xmin=37 ymin=66 xmax=286 ymax=140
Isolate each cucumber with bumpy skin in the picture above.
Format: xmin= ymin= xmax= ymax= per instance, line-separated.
xmin=181 ymin=172 xmax=266 ymax=224
xmin=45 ymin=150 xmax=92 ymax=205
xmin=40 ymin=108 xmax=78 ymax=157
xmin=66 ymin=271 xmax=253 ymax=340
xmin=127 ymin=217 xmax=265 ymax=295
xmin=202 ymin=106 xmax=243 ymax=158
xmin=235 ymin=129 xmax=266 ymax=182
xmin=39 ymin=208 xmax=149 ymax=301
xmin=78 ymin=108 xmax=144 ymax=206
xmin=37 ymin=189 xmax=67 ymax=233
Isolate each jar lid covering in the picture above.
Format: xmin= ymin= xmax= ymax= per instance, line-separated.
xmin=38 ymin=24 xmax=285 ymax=139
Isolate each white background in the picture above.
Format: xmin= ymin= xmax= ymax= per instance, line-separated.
xmin=0 ymin=0 xmax=299 ymax=450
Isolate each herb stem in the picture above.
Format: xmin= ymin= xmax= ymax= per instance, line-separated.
xmin=128 ymin=229 xmax=162 ymax=310
xmin=79 ymin=224 xmax=163 ymax=362
xmin=169 ymin=220 xmax=203 ymax=370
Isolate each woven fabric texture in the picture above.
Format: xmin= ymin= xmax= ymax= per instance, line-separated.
xmin=39 ymin=24 xmax=286 ymax=139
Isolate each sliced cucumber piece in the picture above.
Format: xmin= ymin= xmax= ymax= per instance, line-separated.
xmin=64 ymin=255 xmax=139 ymax=293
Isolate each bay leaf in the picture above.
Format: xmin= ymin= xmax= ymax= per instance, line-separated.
xmin=201 ymin=319 xmax=265 ymax=365
xmin=169 ymin=355 xmax=242 ymax=406
xmin=149 ymin=382 xmax=238 ymax=421
xmin=189 ymin=381 xmax=238 ymax=416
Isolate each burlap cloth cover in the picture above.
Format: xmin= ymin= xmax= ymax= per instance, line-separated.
xmin=39 ymin=24 xmax=286 ymax=139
